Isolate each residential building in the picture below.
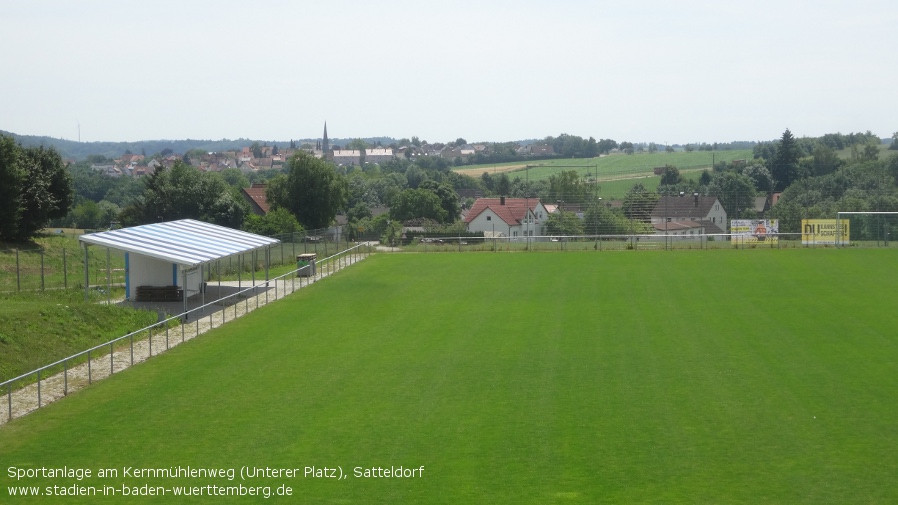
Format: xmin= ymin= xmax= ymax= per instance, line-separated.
xmin=651 ymin=220 xmax=707 ymax=239
xmin=464 ymin=197 xmax=549 ymax=239
xmin=242 ymin=183 xmax=270 ymax=216
xmin=332 ymin=150 xmax=361 ymax=166
xmin=650 ymin=194 xmax=728 ymax=234
xmin=365 ymin=148 xmax=394 ymax=164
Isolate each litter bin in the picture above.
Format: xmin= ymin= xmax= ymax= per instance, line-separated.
xmin=296 ymin=253 xmax=317 ymax=277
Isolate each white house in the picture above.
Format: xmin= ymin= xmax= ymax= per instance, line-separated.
xmin=650 ymin=194 xmax=728 ymax=234
xmin=364 ymin=148 xmax=394 ymax=164
xmin=651 ymin=220 xmax=707 ymax=239
xmin=464 ymin=197 xmax=549 ymax=239
xmin=331 ymin=149 xmax=361 ymax=166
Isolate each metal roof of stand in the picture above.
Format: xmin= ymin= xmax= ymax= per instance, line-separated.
xmin=79 ymin=219 xmax=280 ymax=267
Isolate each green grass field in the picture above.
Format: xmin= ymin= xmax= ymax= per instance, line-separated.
xmin=456 ymin=150 xmax=752 ymax=184
xmin=2 ymin=250 xmax=898 ymax=503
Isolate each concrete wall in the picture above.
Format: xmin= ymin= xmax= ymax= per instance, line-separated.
xmin=128 ymin=253 xmax=178 ymax=296
xmin=126 ymin=253 xmax=206 ymax=301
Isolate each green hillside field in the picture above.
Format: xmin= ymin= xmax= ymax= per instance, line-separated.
xmin=2 ymin=250 xmax=897 ymax=503
xmin=456 ymin=150 xmax=752 ymax=182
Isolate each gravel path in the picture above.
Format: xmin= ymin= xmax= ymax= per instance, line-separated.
xmin=0 ymin=252 xmax=370 ymax=426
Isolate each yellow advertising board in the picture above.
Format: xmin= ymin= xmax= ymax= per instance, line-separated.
xmin=802 ymin=219 xmax=849 ymax=245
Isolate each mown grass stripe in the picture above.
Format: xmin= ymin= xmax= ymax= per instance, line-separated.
xmin=1 ymin=250 xmax=897 ymax=503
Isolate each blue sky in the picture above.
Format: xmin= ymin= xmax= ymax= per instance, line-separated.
xmin=2 ymin=0 xmax=895 ymax=144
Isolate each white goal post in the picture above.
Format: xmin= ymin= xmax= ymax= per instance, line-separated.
xmin=835 ymin=211 xmax=898 ymax=247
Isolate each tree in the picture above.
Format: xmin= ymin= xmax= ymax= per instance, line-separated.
xmin=405 ymin=165 xmax=426 ymax=189
xmin=418 ymin=180 xmax=460 ymax=222
xmin=346 ymin=138 xmax=368 ymax=151
xmin=770 ymin=129 xmax=801 ymax=191
xmin=596 ymin=138 xmax=618 ymax=154
xmin=346 ymin=202 xmax=373 ymax=222
xmin=548 ymin=170 xmax=590 ymax=204
xmin=220 ymin=167 xmax=250 ymax=189
xmin=891 ymin=132 xmax=898 ymax=150
xmin=272 ymin=152 xmax=348 ymax=230
xmin=889 ymin=154 xmax=898 ymax=183
xmin=103 ymin=176 xmax=143 ymax=207
xmin=71 ymin=200 xmax=104 ymax=229
xmin=496 ymin=173 xmax=511 ymax=196
xmin=707 ymin=171 xmax=756 ymax=218
xmin=622 ymin=184 xmax=658 ymax=222
xmin=265 ymin=174 xmax=290 ymax=211
xmin=3 ymin=144 xmax=74 ymax=240
xmin=659 ymin=165 xmax=681 ymax=185
xmin=481 ymin=172 xmax=495 ymax=192
xmin=545 ymin=209 xmax=584 ymax=236
xmin=242 ymin=207 xmax=303 ymax=236
xmin=389 ymin=188 xmax=447 ymax=223
xmin=583 ymin=201 xmax=631 ymax=235
xmin=863 ymin=142 xmax=880 ymax=162
xmin=742 ymin=163 xmax=774 ymax=193
xmin=698 ymin=169 xmax=712 ymax=186
xmin=122 ymin=161 xmax=247 ymax=227
xmin=0 ymin=135 xmax=26 ymax=241
xmin=250 ymin=142 xmax=263 ymax=158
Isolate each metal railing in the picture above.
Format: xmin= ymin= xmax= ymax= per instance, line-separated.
xmin=1 ymin=243 xmax=373 ymax=426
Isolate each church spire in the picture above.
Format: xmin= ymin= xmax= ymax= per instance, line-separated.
xmin=322 ymin=122 xmax=329 ymax=153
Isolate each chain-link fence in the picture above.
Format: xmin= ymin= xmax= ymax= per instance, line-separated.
xmin=0 ymin=246 xmax=126 ymax=293
xmin=0 ymin=227 xmax=358 ymax=293
xmin=390 ymin=230 xmax=898 ymax=253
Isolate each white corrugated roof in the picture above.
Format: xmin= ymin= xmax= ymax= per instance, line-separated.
xmin=79 ymin=219 xmax=280 ymax=267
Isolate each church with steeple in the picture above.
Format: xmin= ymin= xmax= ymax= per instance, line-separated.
xmin=322 ymin=122 xmax=329 ymax=153
xmin=315 ymin=122 xmax=331 ymax=159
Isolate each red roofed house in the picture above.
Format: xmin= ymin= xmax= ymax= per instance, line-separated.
xmin=464 ymin=197 xmax=549 ymax=239
xmin=242 ymin=183 xmax=271 ymax=216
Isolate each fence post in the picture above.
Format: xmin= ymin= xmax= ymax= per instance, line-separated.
xmin=16 ymin=249 xmax=20 ymax=291
xmin=8 ymin=383 xmax=11 ymax=421
xmin=37 ymin=370 xmax=41 ymax=408
xmin=106 ymin=248 xmax=111 ymax=305
xmin=131 ymin=334 xmax=134 ymax=365
xmin=64 ymin=359 xmax=68 ymax=395
xmin=88 ymin=349 xmax=92 ymax=384
xmin=110 ymin=343 xmax=114 ymax=375
xmin=40 ymin=249 xmax=45 ymax=291
xmin=63 ymin=247 xmax=68 ymax=289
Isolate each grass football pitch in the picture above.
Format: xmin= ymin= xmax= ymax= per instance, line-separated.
xmin=2 ymin=249 xmax=898 ymax=503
